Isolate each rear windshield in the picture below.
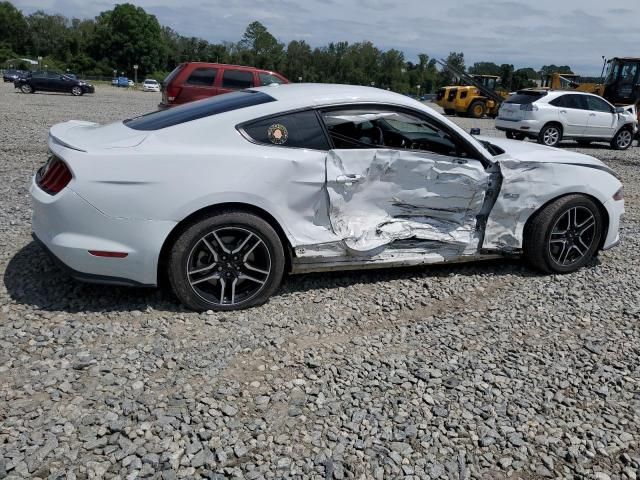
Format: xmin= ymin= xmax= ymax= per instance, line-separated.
xmin=124 ymin=90 xmax=276 ymax=131
xmin=505 ymin=91 xmax=547 ymax=104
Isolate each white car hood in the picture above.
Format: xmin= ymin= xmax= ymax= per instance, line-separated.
xmin=478 ymin=135 xmax=607 ymax=168
xmin=49 ymin=120 xmax=148 ymax=151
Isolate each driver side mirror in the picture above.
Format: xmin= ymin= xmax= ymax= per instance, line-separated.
xmin=469 ymin=128 xmax=481 ymax=135
xmin=614 ymin=107 xmax=625 ymax=114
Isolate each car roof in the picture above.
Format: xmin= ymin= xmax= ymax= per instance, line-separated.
xmin=181 ymin=61 xmax=279 ymax=74
xmin=249 ymin=83 xmax=426 ymax=110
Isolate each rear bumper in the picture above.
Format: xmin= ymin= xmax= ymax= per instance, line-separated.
xmin=495 ymin=118 xmax=542 ymax=135
xmin=32 ymin=233 xmax=152 ymax=287
xmin=31 ymin=178 xmax=176 ymax=287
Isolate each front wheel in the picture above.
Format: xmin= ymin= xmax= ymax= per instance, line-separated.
xmin=611 ymin=128 xmax=633 ymax=150
xmin=524 ymin=195 xmax=602 ymax=274
xmin=20 ymin=84 xmax=33 ymax=94
xmin=468 ymin=101 xmax=486 ymax=119
xmin=168 ymin=211 xmax=285 ymax=311
xmin=71 ymin=86 xmax=83 ymax=96
xmin=537 ymin=124 xmax=562 ymax=147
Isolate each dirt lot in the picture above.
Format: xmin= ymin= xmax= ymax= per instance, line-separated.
xmin=0 ymin=83 xmax=638 ymax=480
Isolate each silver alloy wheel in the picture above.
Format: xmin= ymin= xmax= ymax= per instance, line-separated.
xmin=71 ymin=86 xmax=82 ymax=96
xmin=616 ymin=129 xmax=632 ymax=149
xmin=186 ymin=226 xmax=271 ymax=307
xmin=548 ymin=206 xmax=596 ymax=266
xmin=543 ymin=127 xmax=560 ymax=146
xmin=21 ymin=84 xmax=32 ymax=94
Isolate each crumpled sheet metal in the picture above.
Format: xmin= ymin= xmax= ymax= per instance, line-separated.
xmin=325 ymin=149 xmax=490 ymax=255
xmin=483 ymin=159 xmax=565 ymax=250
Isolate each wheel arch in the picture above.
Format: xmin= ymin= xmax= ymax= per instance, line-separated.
xmin=541 ymin=120 xmax=564 ymax=133
xmin=157 ymin=202 xmax=295 ymax=286
xmin=523 ymin=192 xmax=610 ymax=251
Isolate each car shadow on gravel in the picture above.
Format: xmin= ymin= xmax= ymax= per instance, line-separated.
xmin=4 ymin=241 xmax=557 ymax=313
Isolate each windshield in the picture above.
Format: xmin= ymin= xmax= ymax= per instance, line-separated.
xmin=505 ymin=91 xmax=547 ymax=104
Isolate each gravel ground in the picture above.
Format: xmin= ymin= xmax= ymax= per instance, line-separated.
xmin=0 ymin=84 xmax=639 ymax=480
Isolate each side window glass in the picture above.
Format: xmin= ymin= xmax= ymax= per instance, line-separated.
xmin=564 ymin=95 xmax=586 ymax=110
xmin=320 ymin=108 xmax=462 ymax=157
xmin=186 ymin=67 xmax=217 ymax=86
xmin=222 ymin=70 xmax=254 ymax=89
xmin=586 ymin=96 xmax=613 ymax=113
xmin=242 ymin=110 xmax=330 ymax=150
xmin=259 ymin=73 xmax=285 ymax=85
xmin=549 ymin=96 xmax=567 ymax=108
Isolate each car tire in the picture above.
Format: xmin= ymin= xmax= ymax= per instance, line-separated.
xmin=168 ymin=211 xmax=285 ymax=311
xmin=20 ymin=84 xmax=33 ymax=94
xmin=468 ymin=101 xmax=486 ymax=119
xmin=523 ymin=194 xmax=602 ymax=274
xmin=71 ymin=86 xmax=83 ymax=96
xmin=537 ymin=123 xmax=562 ymax=147
xmin=610 ymin=127 xmax=633 ymax=150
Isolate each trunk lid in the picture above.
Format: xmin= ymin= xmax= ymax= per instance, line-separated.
xmin=49 ymin=120 xmax=149 ymax=152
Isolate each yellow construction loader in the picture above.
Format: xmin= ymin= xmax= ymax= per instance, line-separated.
xmin=436 ymin=60 xmax=508 ymax=118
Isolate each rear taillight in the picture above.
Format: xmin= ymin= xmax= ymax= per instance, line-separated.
xmin=37 ymin=156 xmax=72 ymax=195
xmin=166 ymin=85 xmax=182 ymax=102
xmin=520 ymin=103 xmax=539 ymax=111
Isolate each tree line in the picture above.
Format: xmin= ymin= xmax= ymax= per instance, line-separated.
xmin=0 ymin=1 xmax=572 ymax=93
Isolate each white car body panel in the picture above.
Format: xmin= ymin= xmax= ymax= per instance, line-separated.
xmin=31 ymin=84 xmax=623 ymax=285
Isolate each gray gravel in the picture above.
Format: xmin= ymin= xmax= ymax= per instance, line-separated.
xmin=1 ymin=84 xmax=639 ymax=479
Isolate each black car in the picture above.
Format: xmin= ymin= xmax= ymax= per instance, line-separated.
xmin=15 ymin=71 xmax=95 ymax=96
xmin=3 ymin=69 xmax=25 ymax=82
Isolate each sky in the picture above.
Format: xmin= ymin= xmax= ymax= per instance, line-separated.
xmin=11 ymin=0 xmax=640 ymax=75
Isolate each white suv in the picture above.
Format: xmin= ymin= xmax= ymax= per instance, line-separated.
xmin=495 ymin=90 xmax=637 ymax=149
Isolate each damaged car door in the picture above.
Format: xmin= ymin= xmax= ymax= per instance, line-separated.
xmin=319 ymin=107 xmax=493 ymax=261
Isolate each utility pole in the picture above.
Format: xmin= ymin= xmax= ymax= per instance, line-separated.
xmin=133 ymin=64 xmax=138 ymax=85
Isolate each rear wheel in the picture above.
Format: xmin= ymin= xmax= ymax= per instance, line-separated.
xmin=537 ymin=123 xmax=562 ymax=147
xmin=71 ymin=86 xmax=83 ymax=96
xmin=468 ymin=101 xmax=486 ymax=119
xmin=20 ymin=84 xmax=33 ymax=94
xmin=168 ymin=211 xmax=285 ymax=311
xmin=524 ymin=195 xmax=602 ymax=274
xmin=611 ymin=128 xmax=633 ymax=150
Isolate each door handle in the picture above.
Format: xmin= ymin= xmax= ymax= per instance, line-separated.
xmin=560 ymin=110 xmax=567 ymax=114
xmin=336 ymin=174 xmax=364 ymax=185
xmin=589 ymin=113 xmax=596 ymax=116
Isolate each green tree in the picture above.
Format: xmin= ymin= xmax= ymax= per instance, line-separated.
xmin=540 ymin=64 xmax=573 ymax=76
xmin=283 ymin=40 xmax=313 ymax=81
xmin=239 ymin=21 xmax=284 ymax=70
xmin=0 ymin=1 xmax=28 ymax=54
xmin=468 ymin=61 xmax=501 ymax=76
xmin=25 ymin=11 xmax=70 ymax=59
xmin=90 ymin=3 xmax=166 ymax=77
xmin=437 ymin=51 xmax=465 ymax=87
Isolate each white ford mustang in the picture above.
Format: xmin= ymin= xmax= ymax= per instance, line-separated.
xmin=31 ymin=84 xmax=624 ymax=311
